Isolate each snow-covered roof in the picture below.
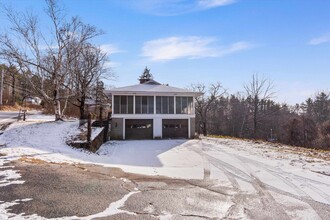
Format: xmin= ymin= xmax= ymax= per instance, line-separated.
xmin=106 ymin=82 xmax=202 ymax=97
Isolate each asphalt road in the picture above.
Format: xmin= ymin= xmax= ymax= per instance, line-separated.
xmin=0 ymin=111 xmax=19 ymax=121
xmin=1 ymin=138 xmax=329 ymax=219
xmin=1 ymin=155 xmax=329 ymax=219
xmin=0 ymin=158 xmax=228 ymax=219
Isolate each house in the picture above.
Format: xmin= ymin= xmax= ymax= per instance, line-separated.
xmin=25 ymin=96 xmax=42 ymax=105
xmin=106 ymin=68 xmax=202 ymax=140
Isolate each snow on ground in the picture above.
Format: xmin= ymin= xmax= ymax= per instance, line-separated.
xmin=0 ymin=116 xmax=330 ymax=219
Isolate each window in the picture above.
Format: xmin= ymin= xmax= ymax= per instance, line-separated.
xmin=135 ymin=96 xmax=154 ymax=114
xmin=156 ymin=96 xmax=174 ymax=114
xmin=126 ymin=123 xmax=152 ymax=129
xmin=113 ymin=95 xmax=133 ymax=114
xmin=176 ymin=96 xmax=194 ymax=114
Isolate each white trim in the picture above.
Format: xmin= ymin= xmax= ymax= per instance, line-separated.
xmin=112 ymin=94 xmax=115 ymax=116
xmin=113 ymin=114 xmax=195 ymax=119
xmin=133 ymin=95 xmax=136 ymax=114
xmin=154 ymin=96 xmax=156 ymax=114
xmin=123 ymin=118 xmax=126 ymax=139
xmin=174 ymin=95 xmax=176 ymax=114
xmin=110 ymin=92 xmax=200 ymax=97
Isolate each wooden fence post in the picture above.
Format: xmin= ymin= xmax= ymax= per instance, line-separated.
xmin=23 ymin=110 xmax=26 ymax=121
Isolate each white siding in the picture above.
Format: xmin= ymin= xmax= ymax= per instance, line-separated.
xmin=153 ymin=118 xmax=162 ymax=138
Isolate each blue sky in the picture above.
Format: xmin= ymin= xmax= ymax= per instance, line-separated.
xmin=1 ymin=0 xmax=330 ymax=104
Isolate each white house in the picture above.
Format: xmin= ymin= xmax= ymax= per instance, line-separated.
xmin=106 ymin=68 xmax=202 ymax=140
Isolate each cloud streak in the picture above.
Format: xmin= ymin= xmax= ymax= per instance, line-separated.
xmin=141 ymin=36 xmax=253 ymax=61
xmin=308 ymin=33 xmax=330 ymax=45
xmin=100 ymin=44 xmax=124 ymax=55
xmin=120 ymin=0 xmax=236 ymax=16
xmin=198 ymin=0 xmax=236 ymax=9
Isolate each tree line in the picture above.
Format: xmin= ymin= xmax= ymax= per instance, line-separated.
xmin=194 ymin=75 xmax=330 ymax=150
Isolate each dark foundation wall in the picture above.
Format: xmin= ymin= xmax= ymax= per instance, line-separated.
xmin=110 ymin=118 xmax=124 ymax=140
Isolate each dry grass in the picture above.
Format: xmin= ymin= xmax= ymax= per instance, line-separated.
xmin=0 ymin=103 xmax=43 ymax=111
xmin=18 ymin=156 xmax=70 ymax=165
xmin=18 ymin=157 xmax=47 ymax=164
xmin=207 ymin=134 xmax=330 ymax=161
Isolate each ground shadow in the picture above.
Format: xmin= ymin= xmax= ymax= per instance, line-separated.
xmin=96 ymin=139 xmax=189 ymax=167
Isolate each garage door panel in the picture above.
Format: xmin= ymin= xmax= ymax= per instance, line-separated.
xmin=162 ymin=119 xmax=188 ymax=139
xmin=126 ymin=119 xmax=153 ymax=139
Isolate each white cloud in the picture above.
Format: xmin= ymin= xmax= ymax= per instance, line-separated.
xmin=308 ymin=33 xmax=330 ymax=45
xmin=217 ymin=41 xmax=253 ymax=56
xmin=198 ymin=0 xmax=236 ymax=9
xmin=276 ymin=81 xmax=316 ymax=105
xmin=120 ymin=0 xmax=236 ymax=16
xmin=141 ymin=36 xmax=253 ymax=61
xmin=100 ymin=44 xmax=124 ymax=54
xmin=104 ymin=61 xmax=121 ymax=68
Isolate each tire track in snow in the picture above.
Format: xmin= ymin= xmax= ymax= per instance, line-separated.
xmin=235 ymin=154 xmax=330 ymax=203
xmin=192 ymin=142 xmax=292 ymax=219
xmin=203 ymin=139 xmax=330 ymax=202
xmin=201 ymin=140 xmax=330 ymax=219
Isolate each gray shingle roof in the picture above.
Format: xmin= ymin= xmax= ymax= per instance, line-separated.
xmin=106 ymin=83 xmax=202 ymax=96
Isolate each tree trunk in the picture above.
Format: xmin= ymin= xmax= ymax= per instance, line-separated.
xmin=11 ymin=75 xmax=15 ymax=105
xmin=203 ymin=121 xmax=207 ymax=136
xmin=79 ymin=95 xmax=86 ymax=120
xmin=253 ymin=97 xmax=258 ymax=138
xmin=53 ymin=89 xmax=61 ymax=121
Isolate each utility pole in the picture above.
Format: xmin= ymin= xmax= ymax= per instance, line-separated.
xmin=0 ymin=68 xmax=3 ymax=107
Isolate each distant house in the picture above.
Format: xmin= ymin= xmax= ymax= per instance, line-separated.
xmin=105 ymin=68 xmax=202 ymax=140
xmin=25 ymin=96 xmax=42 ymax=105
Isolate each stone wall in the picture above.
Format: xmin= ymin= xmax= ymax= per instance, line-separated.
xmin=70 ymin=128 xmax=105 ymax=153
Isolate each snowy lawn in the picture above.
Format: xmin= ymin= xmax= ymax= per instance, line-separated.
xmin=1 ymin=116 xmax=330 ymax=211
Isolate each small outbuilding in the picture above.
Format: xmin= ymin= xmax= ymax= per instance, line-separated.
xmin=106 ymin=68 xmax=202 ymax=140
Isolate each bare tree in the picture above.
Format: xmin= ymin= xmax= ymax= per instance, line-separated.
xmin=192 ymin=82 xmax=226 ymax=136
xmin=244 ymin=74 xmax=275 ymax=138
xmin=68 ymin=43 xmax=109 ymax=119
xmin=0 ymin=0 xmax=103 ymax=120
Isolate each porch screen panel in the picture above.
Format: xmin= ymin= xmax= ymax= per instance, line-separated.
xmin=142 ymin=96 xmax=148 ymax=114
xmin=114 ymin=95 xmax=133 ymax=114
xmin=148 ymin=96 xmax=154 ymax=114
xmin=176 ymin=96 xmax=193 ymax=114
xmin=121 ymin=96 xmax=127 ymax=114
xmin=156 ymin=96 xmax=161 ymax=114
xmin=114 ymin=96 xmax=120 ymax=114
xmin=156 ymin=96 xmax=174 ymax=114
xmin=135 ymin=96 xmax=142 ymax=114
xmin=128 ymin=96 xmax=133 ymax=114
xmin=162 ymin=96 xmax=169 ymax=114
xmin=182 ymin=97 xmax=188 ymax=114
xmin=188 ymin=97 xmax=193 ymax=114
xmin=176 ymin=97 xmax=181 ymax=114
xmin=135 ymin=96 xmax=154 ymax=114
xmin=169 ymin=96 xmax=174 ymax=114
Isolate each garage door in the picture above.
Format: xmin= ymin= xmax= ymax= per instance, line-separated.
xmin=162 ymin=119 xmax=188 ymax=139
xmin=125 ymin=119 xmax=153 ymax=140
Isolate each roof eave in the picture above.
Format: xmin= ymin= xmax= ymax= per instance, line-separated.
xmin=105 ymin=91 xmax=203 ymax=97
